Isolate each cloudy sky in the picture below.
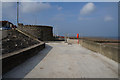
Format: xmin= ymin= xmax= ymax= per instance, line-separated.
xmin=2 ymin=2 xmax=118 ymax=37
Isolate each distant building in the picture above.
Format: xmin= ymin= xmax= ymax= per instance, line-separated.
xmin=18 ymin=23 xmax=53 ymax=41
xmin=0 ymin=21 xmax=16 ymax=30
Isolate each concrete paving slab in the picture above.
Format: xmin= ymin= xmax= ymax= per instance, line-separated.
xmin=3 ymin=42 xmax=118 ymax=78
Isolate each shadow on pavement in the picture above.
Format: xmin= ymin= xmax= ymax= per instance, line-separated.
xmin=2 ymin=44 xmax=53 ymax=79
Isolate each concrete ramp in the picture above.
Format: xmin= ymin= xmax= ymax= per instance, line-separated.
xmin=3 ymin=42 xmax=118 ymax=78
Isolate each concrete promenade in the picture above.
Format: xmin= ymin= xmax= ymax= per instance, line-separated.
xmin=3 ymin=42 xmax=118 ymax=78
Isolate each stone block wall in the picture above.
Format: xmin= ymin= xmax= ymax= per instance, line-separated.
xmin=18 ymin=24 xmax=53 ymax=41
xmin=0 ymin=30 xmax=8 ymax=40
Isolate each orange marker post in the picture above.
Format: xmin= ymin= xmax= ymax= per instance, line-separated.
xmin=77 ymin=33 xmax=79 ymax=44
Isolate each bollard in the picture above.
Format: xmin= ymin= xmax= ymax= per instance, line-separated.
xmin=77 ymin=33 xmax=79 ymax=44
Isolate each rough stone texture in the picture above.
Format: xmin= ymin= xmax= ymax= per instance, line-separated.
xmin=2 ymin=30 xmax=39 ymax=54
xmin=1 ymin=29 xmax=45 ymax=74
xmin=18 ymin=24 xmax=53 ymax=41
xmin=0 ymin=30 xmax=8 ymax=40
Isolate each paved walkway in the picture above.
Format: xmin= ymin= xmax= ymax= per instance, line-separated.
xmin=3 ymin=42 xmax=118 ymax=78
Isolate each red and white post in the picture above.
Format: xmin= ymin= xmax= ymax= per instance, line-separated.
xmin=77 ymin=33 xmax=79 ymax=44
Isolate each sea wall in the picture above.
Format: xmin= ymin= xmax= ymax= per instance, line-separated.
xmin=68 ymin=39 xmax=119 ymax=63
xmin=18 ymin=24 xmax=53 ymax=41
xmin=79 ymin=39 xmax=119 ymax=63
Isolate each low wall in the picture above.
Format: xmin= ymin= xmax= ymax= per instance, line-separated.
xmin=2 ymin=42 xmax=45 ymax=74
xmin=100 ymin=44 xmax=119 ymax=63
xmin=79 ymin=39 xmax=119 ymax=63
xmin=80 ymin=40 xmax=101 ymax=52
xmin=67 ymin=39 xmax=78 ymax=44
xmin=68 ymin=39 xmax=119 ymax=63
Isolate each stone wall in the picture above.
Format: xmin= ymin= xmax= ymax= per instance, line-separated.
xmin=18 ymin=24 xmax=53 ymax=41
xmin=2 ymin=42 xmax=45 ymax=74
xmin=1 ymin=29 xmax=46 ymax=74
xmin=2 ymin=30 xmax=39 ymax=54
xmin=0 ymin=30 xmax=8 ymax=40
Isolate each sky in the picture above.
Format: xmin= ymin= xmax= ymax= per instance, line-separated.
xmin=2 ymin=2 xmax=119 ymax=37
